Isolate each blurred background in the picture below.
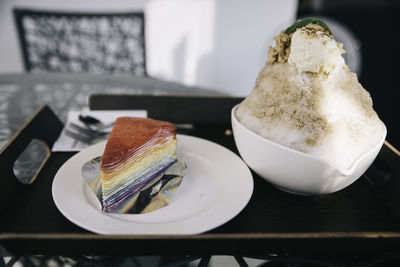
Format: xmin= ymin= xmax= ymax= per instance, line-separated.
xmin=0 ymin=0 xmax=398 ymax=146
xmin=0 ymin=0 xmax=297 ymax=96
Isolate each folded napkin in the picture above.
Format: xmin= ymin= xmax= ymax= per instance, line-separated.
xmin=52 ymin=109 xmax=147 ymax=152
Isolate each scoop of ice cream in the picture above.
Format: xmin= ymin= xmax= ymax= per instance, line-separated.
xmin=288 ymin=24 xmax=345 ymax=73
xmin=236 ymin=19 xmax=386 ymax=171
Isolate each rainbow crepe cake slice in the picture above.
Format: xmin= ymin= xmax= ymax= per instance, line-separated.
xmin=99 ymin=117 xmax=185 ymax=213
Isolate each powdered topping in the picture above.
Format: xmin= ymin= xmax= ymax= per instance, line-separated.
xmin=267 ymin=30 xmax=291 ymax=65
xmin=236 ymin=18 xmax=386 ymax=170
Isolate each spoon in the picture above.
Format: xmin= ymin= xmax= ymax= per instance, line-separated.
xmin=79 ymin=115 xmax=114 ymax=132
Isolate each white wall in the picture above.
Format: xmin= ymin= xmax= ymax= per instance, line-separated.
xmin=0 ymin=0 xmax=297 ymax=96
xmin=146 ymin=0 xmax=297 ymax=95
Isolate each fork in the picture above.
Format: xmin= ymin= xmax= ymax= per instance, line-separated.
xmin=65 ymin=123 xmax=109 ymax=144
xmin=69 ymin=122 xmax=109 ymax=137
xmin=64 ymin=129 xmax=93 ymax=144
xmin=79 ymin=115 xmax=114 ymax=132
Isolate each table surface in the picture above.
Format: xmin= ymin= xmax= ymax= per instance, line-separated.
xmin=1 ymin=73 xmax=400 ymax=259
xmin=0 ymin=73 xmax=223 ymax=148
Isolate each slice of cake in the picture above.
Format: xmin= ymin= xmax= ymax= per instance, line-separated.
xmin=100 ymin=117 xmax=180 ymax=213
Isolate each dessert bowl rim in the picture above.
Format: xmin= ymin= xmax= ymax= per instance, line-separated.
xmin=231 ymin=104 xmax=386 ymax=175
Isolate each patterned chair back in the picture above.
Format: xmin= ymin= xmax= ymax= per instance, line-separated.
xmin=14 ymin=9 xmax=146 ymax=76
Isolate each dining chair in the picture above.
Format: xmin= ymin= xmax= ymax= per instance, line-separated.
xmin=13 ymin=9 xmax=146 ymax=76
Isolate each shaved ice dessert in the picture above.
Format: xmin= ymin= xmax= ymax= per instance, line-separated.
xmin=235 ymin=18 xmax=386 ymax=171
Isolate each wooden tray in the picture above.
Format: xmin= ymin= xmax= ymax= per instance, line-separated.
xmin=1 ymin=95 xmax=400 ymax=259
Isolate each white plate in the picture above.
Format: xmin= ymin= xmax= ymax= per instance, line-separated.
xmin=52 ymin=134 xmax=253 ymax=235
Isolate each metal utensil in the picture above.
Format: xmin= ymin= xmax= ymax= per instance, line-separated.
xmin=69 ymin=122 xmax=108 ymax=137
xmin=79 ymin=115 xmax=114 ymax=132
xmin=65 ymin=121 xmax=110 ymax=145
xmin=64 ymin=129 xmax=93 ymax=144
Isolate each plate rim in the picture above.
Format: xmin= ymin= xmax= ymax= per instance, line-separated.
xmin=52 ymin=134 xmax=253 ymax=235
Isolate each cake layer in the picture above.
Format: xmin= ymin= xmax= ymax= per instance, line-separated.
xmin=99 ymin=117 xmax=180 ymax=213
xmin=101 ymin=137 xmax=176 ymax=184
xmin=103 ymin=158 xmax=176 ymax=213
xmin=105 ymin=161 xmax=187 ymax=214
xmin=100 ymin=117 xmax=176 ymax=171
xmin=101 ymin=140 xmax=177 ymax=199
xmin=82 ymin=158 xmax=187 ymax=214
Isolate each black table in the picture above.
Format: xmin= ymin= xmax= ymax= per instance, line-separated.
xmin=1 ymin=73 xmax=400 ymax=266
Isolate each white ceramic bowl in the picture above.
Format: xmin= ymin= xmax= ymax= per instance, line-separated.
xmin=231 ymin=105 xmax=386 ymax=195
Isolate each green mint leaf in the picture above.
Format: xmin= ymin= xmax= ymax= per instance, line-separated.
xmin=285 ymin=18 xmax=333 ymax=36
